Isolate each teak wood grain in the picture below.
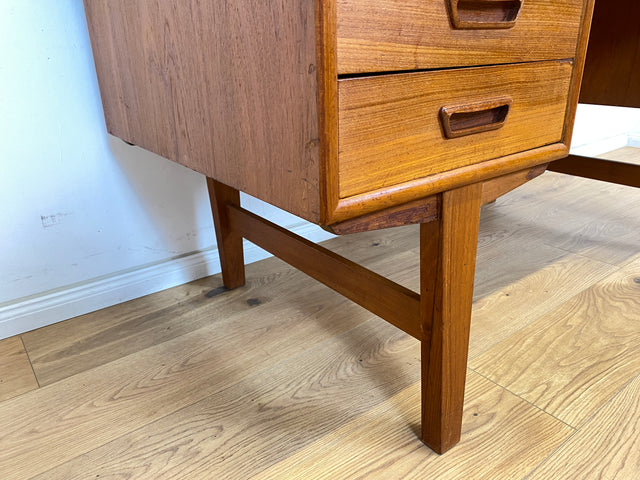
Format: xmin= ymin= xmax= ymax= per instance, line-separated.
xmin=84 ymin=0 xmax=322 ymax=221
xmin=549 ymin=154 xmax=640 ymax=188
xmin=84 ymin=0 xmax=593 ymax=225
xmin=338 ymin=61 xmax=572 ymax=198
xmin=480 ymin=164 xmax=548 ymax=205
xmin=331 ymin=143 xmax=570 ymax=224
xmin=579 ymin=0 xmax=640 ymax=108
xmin=420 ymin=184 xmax=483 ymax=452
xmin=206 ymin=179 xmax=245 ymax=289
xmin=337 ymin=0 xmax=585 ymax=74
xmin=2 ymin=148 xmax=637 ymax=477
xmin=81 ymin=0 xmax=597 ymax=457
xmin=227 ymin=204 xmax=422 ymax=339
xmin=325 ymin=196 xmax=440 ymax=235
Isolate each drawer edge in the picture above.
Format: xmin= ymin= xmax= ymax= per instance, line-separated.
xmin=324 ymin=143 xmax=569 ymax=225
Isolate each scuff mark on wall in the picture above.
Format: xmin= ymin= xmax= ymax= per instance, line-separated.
xmin=41 ymin=212 xmax=70 ymax=228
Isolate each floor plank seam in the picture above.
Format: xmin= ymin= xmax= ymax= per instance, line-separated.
xmin=617 ymin=252 xmax=640 ymax=269
xmin=521 ymin=371 xmax=640 ymax=480
xmin=467 ymin=257 xmax=627 ymax=363
xmin=19 ymin=335 xmax=40 ymax=389
xmin=537 ymin=241 xmax=628 ymax=268
xmin=24 ymin=314 xmax=414 ymax=479
xmin=520 ymin=428 xmax=580 ymax=480
xmin=467 ymin=366 xmax=576 ymax=431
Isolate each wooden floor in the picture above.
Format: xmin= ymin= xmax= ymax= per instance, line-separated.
xmin=1 ymin=147 xmax=639 ymax=479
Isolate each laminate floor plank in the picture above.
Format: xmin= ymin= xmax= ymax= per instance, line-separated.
xmin=21 ymin=229 xmax=420 ymax=388
xmin=31 ymin=319 xmax=420 ymax=480
xmin=253 ymin=372 xmax=573 ymax=480
xmin=528 ymin=372 xmax=640 ymax=480
xmin=482 ymin=183 xmax=639 ymax=267
xmin=471 ymin=255 xmax=640 ymax=427
xmin=0 ymin=279 xmax=388 ymax=480
xmin=0 ymin=147 xmax=638 ymax=479
xmin=0 ymin=336 xmax=38 ymax=402
xmin=469 ymin=249 xmax=616 ymax=359
xmin=598 ymin=146 xmax=640 ymax=164
xmin=483 ymin=147 xmax=640 ymax=266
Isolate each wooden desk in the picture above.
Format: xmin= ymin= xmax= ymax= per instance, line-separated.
xmin=549 ymin=0 xmax=640 ymax=188
xmin=83 ymin=0 xmax=595 ymax=453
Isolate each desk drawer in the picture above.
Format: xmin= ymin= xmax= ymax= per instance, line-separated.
xmin=338 ymin=61 xmax=572 ymax=198
xmin=337 ymin=0 xmax=585 ymax=74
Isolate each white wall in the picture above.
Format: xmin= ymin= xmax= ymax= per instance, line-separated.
xmin=0 ymin=1 xmax=333 ymax=339
xmin=1 ymin=1 xmax=639 ymax=339
xmin=571 ymin=104 xmax=640 ymax=156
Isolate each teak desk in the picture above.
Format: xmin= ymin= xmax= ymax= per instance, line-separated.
xmin=84 ymin=0 xmax=596 ymax=453
xmin=549 ymin=0 xmax=640 ymax=189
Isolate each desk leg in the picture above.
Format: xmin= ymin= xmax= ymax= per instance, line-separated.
xmin=206 ymin=178 xmax=246 ymax=289
xmin=420 ymin=183 xmax=482 ymax=453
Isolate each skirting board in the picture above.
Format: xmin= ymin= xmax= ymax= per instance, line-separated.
xmin=0 ymin=222 xmax=335 ymax=340
xmin=569 ymin=133 xmax=631 ymax=157
xmin=2 ymin=134 xmax=637 ymax=341
xmin=628 ymin=134 xmax=640 ymax=148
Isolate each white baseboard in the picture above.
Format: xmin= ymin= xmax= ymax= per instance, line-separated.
xmin=627 ymin=134 xmax=640 ymax=148
xmin=570 ymin=134 xmax=631 ymax=157
xmin=4 ymin=133 xmax=638 ymax=341
xmin=0 ymin=222 xmax=335 ymax=340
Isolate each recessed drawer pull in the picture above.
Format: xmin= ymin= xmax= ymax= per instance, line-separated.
xmin=440 ymin=97 xmax=513 ymax=139
xmin=447 ymin=0 xmax=524 ymax=29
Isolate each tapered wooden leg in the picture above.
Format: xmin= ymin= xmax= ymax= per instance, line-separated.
xmin=420 ymin=183 xmax=483 ymax=453
xmin=206 ymin=178 xmax=245 ymax=289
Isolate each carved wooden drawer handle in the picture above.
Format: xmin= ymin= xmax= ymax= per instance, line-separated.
xmin=447 ymin=0 xmax=524 ymax=29
xmin=440 ymin=97 xmax=513 ymax=139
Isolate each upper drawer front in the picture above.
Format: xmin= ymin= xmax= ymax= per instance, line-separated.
xmin=337 ymin=0 xmax=585 ymax=74
xmin=338 ymin=61 xmax=572 ymax=198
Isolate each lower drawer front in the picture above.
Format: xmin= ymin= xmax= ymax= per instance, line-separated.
xmin=338 ymin=61 xmax=573 ymax=198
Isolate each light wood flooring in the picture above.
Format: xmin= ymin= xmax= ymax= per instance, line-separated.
xmin=1 ymin=148 xmax=639 ymax=479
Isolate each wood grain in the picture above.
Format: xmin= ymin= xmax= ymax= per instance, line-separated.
xmin=548 ymin=154 xmax=640 ymax=188
xmin=420 ymin=184 xmax=483 ymax=452
xmin=325 ymin=196 xmax=439 ymax=234
xmin=337 ymin=0 xmax=585 ymax=74
xmin=579 ymin=0 xmax=640 ymax=108
xmin=0 ymin=337 xmax=38 ymax=402
xmin=528 ymin=372 xmax=640 ymax=480
xmin=228 ymin=205 xmax=421 ymax=339
xmin=1 ymin=146 xmax=638 ymax=478
xmin=83 ymin=0 xmax=593 ymax=226
xmin=254 ymin=372 xmax=574 ymax=480
xmin=19 ymin=228 xmax=422 ymax=387
xmin=21 ymin=275 xmax=256 ymax=386
xmin=560 ymin=0 xmax=595 ymax=146
xmin=470 ymin=243 xmax=617 ymax=359
xmin=480 ymin=164 xmax=548 ymax=205
xmin=316 ymin=0 xmax=340 ymax=224
xmin=330 ymin=143 xmax=569 ymax=224
xmin=206 ymin=179 xmax=245 ymax=289
xmin=485 ymin=171 xmax=640 ymax=267
xmin=83 ymin=0 xmax=321 ymax=221
xmin=0 ymin=280 xmax=390 ymax=479
xmin=29 ymin=319 xmax=420 ymax=480
xmin=338 ymin=61 xmax=572 ymax=198
xmin=471 ymin=255 xmax=640 ymax=427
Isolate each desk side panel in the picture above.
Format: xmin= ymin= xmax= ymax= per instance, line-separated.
xmin=83 ymin=0 xmax=321 ymax=222
xmin=579 ymin=0 xmax=640 ymax=108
